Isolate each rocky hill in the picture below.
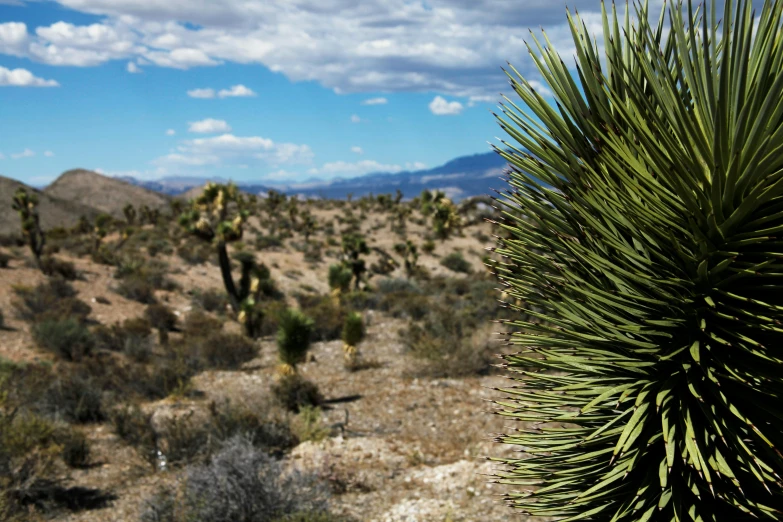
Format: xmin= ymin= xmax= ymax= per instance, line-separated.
xmin=0 ymin=175 xmax=100 ymax=235
xmin=44 ymin=169 xmax=171 ymax=219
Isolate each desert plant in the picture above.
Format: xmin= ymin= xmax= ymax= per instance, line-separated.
xmin=31 ymin=318 xmax=94 ymax=361
xmin=265 ymin=189 xmax=287 ymax=235
xmin=145 ymin=304 xmax=177 ymax=345
xmin=11 ymin=188 xmax=45 ymax=268
xmin=488 ymin=0 xmax=783 ymax=519
xmin=299 ymin=209 xmax=318 ymax=242
xmin=341 ymin=312 xmax=364 ymax=369
xmin=439 ymin=251 xmax=472 ymax=274
xmin=327 ymin=264 xmax=353 ymax=295
xmin=179 ymin=183 xmax=270 ymax=338
xmin=123 ymin=203 xmax=137 ymax=226
xmin=275 ymin=308 xmax=314 ymax=375
xmin=394 ymin=240 xmax=419 ymax=279
xmin=139 ymin=435 xmax=330 ymax=522
xmin=340 ymin=234 xmax=369 ymax=290
xmin=431 ymin=197 xmax=461 ymax=240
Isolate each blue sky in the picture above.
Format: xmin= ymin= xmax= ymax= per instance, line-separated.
xmin=0 ymin=0 xmax=624 ymax=186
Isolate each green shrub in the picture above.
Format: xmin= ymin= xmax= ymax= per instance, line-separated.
xmin=39 ymin=256 xmax=79 ymax=280
xmin=145 ymin=304 xmax=177 ymax=345
xmin=115 ymin=275 xmax=157 ymax=304
xmin=341 ymin=312 xmax=364 ymax=347
xmin=59 ymin=428 xmax=91 ymax=468
xmin=255 ymin=234 xmax=284 ymax=250
xmin=42 ymin=370 xmax=104 ymax=423
xmin=31 ymin=318 xmax=94 ymax=361
xmin=276 ymin=309 xmax=314 ymax=370
xmin=12 ymin=279 xmax=91 ymax=323
xmin=421 ymin=239 xmax=435 ymax=255
xmin=297 ymin=295 xmax=345 ymax=341
xmin=0 ymin=251 xmax=11 ymax=268
xmin=327 ymin=264 xmax=352 ymax=293
xmin=272 ymin=374 xmax=323 ymax=413
xmin=192 ymin=288 xmax=229 ymax=313
xmin=182 ymin=310 xmax=223 ymax=339
xmin=191 ymin=333 xmax=258 ymax=370
xmin=439 ymin=251 xmax=472 ymax=274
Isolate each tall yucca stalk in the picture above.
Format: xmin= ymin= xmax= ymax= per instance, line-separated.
xmin=489 ymin=1 xmax=783 ymax=520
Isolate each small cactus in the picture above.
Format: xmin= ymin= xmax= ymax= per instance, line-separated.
xmin=12 ymin=188 xmax=46 ymax=268
xmin=275 ymin=308 xmax=314 ymax=375
xmin=394 ymin=240 xmax=419 ymax=279
xmin=432 ymin=197 xmax=461 ymax=241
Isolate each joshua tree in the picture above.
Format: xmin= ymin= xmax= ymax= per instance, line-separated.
xmin=264 ymin=190 xmax=286 ymax=235
xmin=394 ymin=240 xmax=419 ymax=279
xmin=341 ymin=312 xmax=364 ymax=369
xmin=275 ymin=308 xmax=314 ymax=376
xmin=340 ymin=233 xmax=369 ymax=290
xmin=488 ymin=1 xmax=783 ymax=520
xmin=299 ymin=209 xmax=318 ymax=242
xmin=123 ymin=203 xmax=137 ymax=226
xmin=431 ymin=197 xmax=461 ymax=241
xmin=12 ymin=188 xmax=45 ymax=268
xmin=179 ymin=183 xmax=269 ymax=337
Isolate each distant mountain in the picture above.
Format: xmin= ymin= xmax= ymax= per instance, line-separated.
xmin=45 ymin=169 xmax=171 ymax=219
xmin=0 ymin=175 xmax=100 ymax=236
xmin=116 ymin=150 xmax=512 ymax=201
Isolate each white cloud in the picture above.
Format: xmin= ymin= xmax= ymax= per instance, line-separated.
xmin=187 ymin=84 xmax=256 ymax=99
xmin=0 ymin=22 xmax=29 ymax=57
xmin=11 ymin=148 xmax=35 ymax=159
xmin=428 ymin=95 xmax=463 ymax=115
xmin=310 ymin=159 xmax=403 ymax=177
xmin=0 ymin=153 xmax=5 ymax=160
xmin=187 ymin=87 xmax=215 ymax=98
xmin=44 ymin=150 xmax=54 ymax=157
xmin=126 ymin=60 xmax=141 ymax=72
xmin=188 ymin=118 xmax=232 ymax=133
xmin=351 ymin=146 xmax=363 ymax=155
xmin=143 ymin=47 xmax=220 ymax=69
xmin=350 ymin=114 xmax=361 ymax=123
xmin=153 ymin=133 xmax=313 ymax=174
xmin=466 ymin=94 xmax=495 ymax=107
xmin=406 ymin=161 xmax=427 ymax=171
xmin=0 ymin=66 xmax=59 ymax=87
xmin=1 ymin=1 xmax=600 ymax=98
xmin=218 ymin=84 xmax=255 ymax=98
xmin=361 ymin=97 xmax=387 ymax=105
xmin=166 ymin=128 xmax=176 ymax=135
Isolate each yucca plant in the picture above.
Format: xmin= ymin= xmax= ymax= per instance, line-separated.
xmin=275 ymin=308 xmax=314 ymax=376
xmin=488 ymin=0 xmax=783 ymax=520
xmin=341 ymin=311 xmax=365 ymax=368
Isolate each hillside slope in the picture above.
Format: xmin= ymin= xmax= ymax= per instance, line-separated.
xmin=45 ymin=169 xmax=170 ymax=218
xmin=0 ymin=175 xmax=100 ymax=235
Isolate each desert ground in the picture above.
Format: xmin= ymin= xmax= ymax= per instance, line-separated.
xmin=1 ymin=174 xmax=528 ymax=522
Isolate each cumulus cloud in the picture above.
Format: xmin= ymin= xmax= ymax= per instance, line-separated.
xmin=351 ymin=146 xmax=363 ymax=155
xmin=187 ymin=84 xmax=256 ymax=99
xmin=188 ymin=118 xmax=232 ymax=133
xmin=126 ymin=61 xmax=141 ymax=72
xmin=218 ymin=84 xmax=255 ymax=97
xmin=44 ymin=150 xmax=54 ymax=157
xmin=166 ymin=128 xmax=176 ymax=135
xmin=11 ymin=148 xmax=34 ymax=159
xmin=0 ymin=1 xmax=616 ymax=98
xmin=428 ymin=95 xmax=463 ymax=115
xmin=309 ymin=159 xmax=403 ymax=177
xmin=361 ymin=97 xmax=387 ymax=105
xmin=350 ymin=114 xmax=361 ymax=123
xmin=0 ymin=66 xmax=59 ymax=87
xmin=153 ymin=133 xmax=313 ymax=174
xmin=187 ymin=87 xmax=215 ymax=98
